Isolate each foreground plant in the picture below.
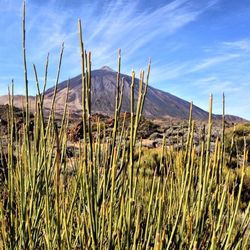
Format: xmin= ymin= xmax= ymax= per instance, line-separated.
xmin=0 ymin=1 xmax=249 ymax=249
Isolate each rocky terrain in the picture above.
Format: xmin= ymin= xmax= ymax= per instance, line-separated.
xmin=0 ymin=103 xmax=246 ymax=157
xmin=0 ymin=104 xmax=34 ymax=136
xmin=67 ymin=113 xmax=237 ymax=152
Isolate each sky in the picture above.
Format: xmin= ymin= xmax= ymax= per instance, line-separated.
xmin=0 ymin=0 xmax=250 ymax=119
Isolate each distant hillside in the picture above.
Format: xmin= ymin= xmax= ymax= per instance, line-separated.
xmin=42 ymin=66 xmax=208 ymax=119
xmin=0 ymin=66 xmax=246 ymax=122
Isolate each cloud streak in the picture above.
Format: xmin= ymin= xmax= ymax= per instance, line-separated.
xmin=19 ymin=0 xmax=220 ymax=73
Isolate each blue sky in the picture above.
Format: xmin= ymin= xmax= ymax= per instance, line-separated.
xmin=0 ymin=0 xmax=250 ymax=119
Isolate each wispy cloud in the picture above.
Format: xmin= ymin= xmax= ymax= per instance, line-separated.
xmin=18 ymin=0 xmax=220 ymax=73
xmin=189 ymin=53 xmax=240 ymax=72
xmin=149 ymin=52 xmax=241 ymax=85
xmin=84 ymin=0 xmax=219 ymax=66
xmin=222 ymin=39 xmax=250 ymax=52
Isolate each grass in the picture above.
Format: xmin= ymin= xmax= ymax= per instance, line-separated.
xmin=0 ymin=1 xmax=250 ymax=249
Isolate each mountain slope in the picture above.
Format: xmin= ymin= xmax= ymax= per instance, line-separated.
xmin=0 ymin=66 xmax=246 ymax=121
xmin=43 ymin=66 xmax=209 ymax=119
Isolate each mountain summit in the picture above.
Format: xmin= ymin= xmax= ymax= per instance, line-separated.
xmin=99 ymin=66 xmax=115 ymax=72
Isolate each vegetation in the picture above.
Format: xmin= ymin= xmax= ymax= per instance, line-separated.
xmin=225 ymin=123 xmax=250 ymax=166
xmin=0 ymin=2 xmax=250 ymax=249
